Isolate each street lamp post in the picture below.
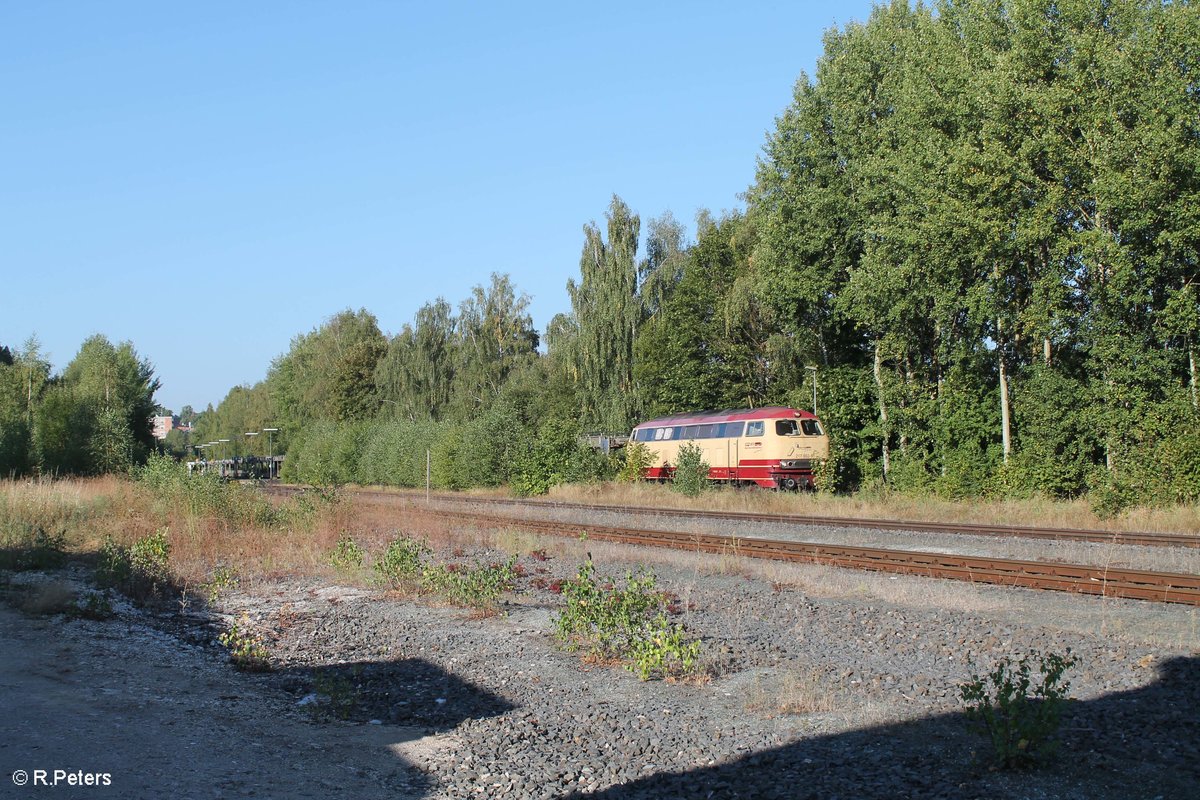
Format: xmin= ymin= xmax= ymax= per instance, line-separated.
xmin=263 ymin=428 xmax=279 ymax=480
xmin=805 ymin=365 xmax=818 ymax=416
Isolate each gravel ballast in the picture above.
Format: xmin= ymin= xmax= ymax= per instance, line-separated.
xmin=4 ymin=508 xmax=1198 ymax=799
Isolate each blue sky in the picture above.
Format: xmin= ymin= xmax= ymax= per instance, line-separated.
xmin=2 ymin=1 xmax=877 ymax=414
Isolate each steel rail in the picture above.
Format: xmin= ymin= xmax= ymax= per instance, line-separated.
xmin=341 ymin=487 xmax=1199 ymax=549
xmin=396 ymin=504 xmax=1200 ymax=606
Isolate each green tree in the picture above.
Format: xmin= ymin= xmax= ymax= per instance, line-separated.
xmin=566 ymin=195 xmax=643 ymax=432
xmin=449 ymin=273 xmax=539 ymax=419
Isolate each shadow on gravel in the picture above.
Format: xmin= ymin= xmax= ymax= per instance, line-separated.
xmin=273 ymin=658 xmax=517 ymax=728
xmin=582 ymin=656 xmax=1200 ymax=800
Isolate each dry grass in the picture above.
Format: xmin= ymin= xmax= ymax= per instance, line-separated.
xmin=544 ymin=482 xmax=1200 ymax=535
xmin=745 ymin=668 xmax=843 ymax=717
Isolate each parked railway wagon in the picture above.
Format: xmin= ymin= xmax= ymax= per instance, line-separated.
xmin=630 ymin=406 xmax=829 ymax=489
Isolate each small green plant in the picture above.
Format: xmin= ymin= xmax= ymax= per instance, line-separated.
xmin=618 ymin=442 xmax=654 ymax=483
xmin=421 ymin=556 xmax=518 ymax=612
xmin=203 ymin=565 xmax=239 ymax=604
xmin=627 ymin=613 xmax=702 ymax=681
xmin=671 ymin=443 xmax=710 ymax=497
xmin=311 ymin=668 xmax=360 ymax=719
xmin=374 ymin=536 xmax=432 ymax=586
xmin=959 ymin=649 xmax=1078 ymax=769
xmin=553 ymin=560 xmax=702 ymax=681
xmin=219 ymin=617 xmax=271 ymax=671
xmin=75 ymin=590 xmax=115 ymax=620
xmin=328 ymin=535 xmax=366 ymax=571
xmin=96 ymin=529 xmax=173 ymax=601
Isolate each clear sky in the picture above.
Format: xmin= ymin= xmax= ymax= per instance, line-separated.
xmin=2 ymin=1 xmax=878 ymax=414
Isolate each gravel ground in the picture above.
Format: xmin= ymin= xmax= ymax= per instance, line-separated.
xmin=4 ymin=512 xmax=1199 ymax=800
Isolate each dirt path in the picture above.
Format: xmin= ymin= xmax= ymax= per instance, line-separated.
xmin=0 ymin=599 xmax=445 ymax=799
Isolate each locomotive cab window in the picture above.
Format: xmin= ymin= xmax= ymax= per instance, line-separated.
xmin=746 ymin=421 xmax=764 ymax=437
xmin=800 ymin=419 xmax=823 ymax=436
xmin=775 ymin=420 xmax=799 ymax=436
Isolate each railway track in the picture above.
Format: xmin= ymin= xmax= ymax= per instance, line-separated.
xmin=398 ymin=503 xmax=1200 ymax=606
xmin=265 ymin=485 xmax=1200 ymax=604
xmin=351 ymin=488 xmax=1200 ymax=549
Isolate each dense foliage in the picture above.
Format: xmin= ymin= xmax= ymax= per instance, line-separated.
xmin=0 ymin=335 xmax=159 ymax=477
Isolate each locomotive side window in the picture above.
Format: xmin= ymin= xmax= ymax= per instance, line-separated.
xmin=801 ymin=420 xmax=823 ymax=436
xmin=683 ymin=425 xmax=700 ymax=439
xmin=723 ymin=421 xmax=744 ymax=437
xmin=697 ymin=424 xmax=715 ymax=438
xmin=775 ymin=420 xmax=799 ymax=436
xmin=653 ymin=428 xmax=665 ymax=441
xmin=746 ymin=421 xmax=764 ymax=437
xmin=635 ymin=428 xmax=654 ymax=442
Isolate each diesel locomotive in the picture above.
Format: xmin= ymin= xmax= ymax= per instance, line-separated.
xmin=629 ymin=406 xmax=829 ymax=489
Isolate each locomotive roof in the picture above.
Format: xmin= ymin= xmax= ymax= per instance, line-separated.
xmin=633 ymin=406 xmax=817 ymax=428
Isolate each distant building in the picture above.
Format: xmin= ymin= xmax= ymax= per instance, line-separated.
xmin=152 ymin=415 xmax=175 ymax=440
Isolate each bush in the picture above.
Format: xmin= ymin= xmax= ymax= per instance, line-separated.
xmin=420 ymin=555 xmax=518 ymax=612
xmin=510 ymin=419 xmax=587 ymax=496
xmin=374 ymin=536 xmax=431 ymax=586
xmin=959 ymin=650 xmax=1077 ymax=768
xmin=671 ymin=442 xmax=709 ymax=497
xmin=219 ymin=617 xmax=271 ymax=671
xmin=553 ymin=560 xmax=701 ymax=681
xmin=328 ymin=535 xmax=365 ymax=571
xmin=97 ymin=528 xmax=173 ymax=601
xmin=618 ymin=442 xmax=653 ymax=483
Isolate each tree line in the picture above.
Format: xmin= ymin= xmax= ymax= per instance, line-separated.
xmin=0 ymin=336 xmax=159 ymax=476
xmin=8 ymin=1 xmax=1197 ymax=510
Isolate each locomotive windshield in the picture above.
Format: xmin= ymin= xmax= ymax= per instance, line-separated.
xmin=775 ymin=420 xmax=799 ymax=436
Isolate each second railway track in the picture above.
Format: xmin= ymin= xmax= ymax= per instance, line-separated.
xmin=359 ymin=488 xmax=1200 ymax=549
xmin=265 ymin=485 xmax=1200 ymax=605
xmin=398 ymin=503 xmax=1200 ymax=606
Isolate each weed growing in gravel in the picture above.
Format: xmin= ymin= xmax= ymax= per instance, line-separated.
xmin=311 ymin=669 xmax=360 ymax=719
xmin=97 ymin=528 xmax=173 ymax=601
xmin=959 ymin=649 xmax=1078 ymax=769
xmin=328 ymin=535 xmax=366 ymax=572
xmin=374 ymin=536 xmax=432 ymax=586
xmin=219 ymin=617 xmax=272 ymax=672
xmin=553 ymin=560 xmax=701 ymax=681
xmin=203 ymin=566 xmax=239 ymax=604
xmin=75 ymin=590 xmax=115 ymax=620
xmin=421 ymin=556 xmax=518 ymax=613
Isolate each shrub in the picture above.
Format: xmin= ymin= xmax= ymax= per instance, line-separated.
xmin=553 ymin=560 xmax=701 ymax=681
xmin=671 ymin=442 xmax=709 ymax=497
xmin=75 ymin=590 xmax=115 ymax=620
xmin=328 ymin=535 xmax=365 ymax=571
xmin=219 ymin=617 xmax=271 ymax=671
xmin=374 ymin=536 xmax=432 ymax=586
xmin=618 ymin=442 xmax=653 ymax=483
xmin=959 ymin=649 xmax=1077 ymax=768
xmin=203 ymin=565 xmax=239 ymax=604
xmin=97 ymin=528 xmax=173 ymax=601
xmin=420 ymin=555 xmax=518 ymax=612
